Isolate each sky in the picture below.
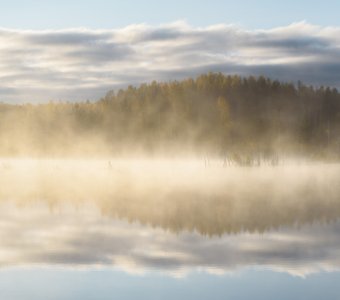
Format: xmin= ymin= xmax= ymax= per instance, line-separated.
xmin=1 ymin=0 xmax=340 ymax=30
xmin=1 ymin=268 xmax=340 ymax=300
xmin=1 ymin=0 xmax=340 ymax=103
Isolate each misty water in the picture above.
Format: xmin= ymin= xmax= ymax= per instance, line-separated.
xmin=1 ymin=159 xmax=340 ymax=299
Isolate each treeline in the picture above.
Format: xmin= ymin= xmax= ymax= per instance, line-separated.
xmin=0 ymin=72 xmax=340 ymax=158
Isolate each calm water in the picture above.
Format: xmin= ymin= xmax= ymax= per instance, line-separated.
xmin=1 ymin=159 xmax=340 ymax=299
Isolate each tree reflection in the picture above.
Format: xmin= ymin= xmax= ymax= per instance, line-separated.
xmin=1 ymin=160 xmax=339 ymax=235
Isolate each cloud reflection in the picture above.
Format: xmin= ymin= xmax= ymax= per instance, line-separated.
xmin=0 ymin=202 xmax=339 ymax=277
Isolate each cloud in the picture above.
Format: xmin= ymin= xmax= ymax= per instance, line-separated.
xmin=0 ymin=21 xmax=340 ymax=103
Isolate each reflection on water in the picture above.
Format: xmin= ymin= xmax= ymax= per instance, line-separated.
xmin=1 ymin=159 xmax=340 ymax=235
xmin=0 ymin=159 xmax=340 ymax=278
xmin=1 ymin=202 xmax=340 ymax=277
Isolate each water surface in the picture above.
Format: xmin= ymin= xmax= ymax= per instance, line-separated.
xmin=1 ymin=159 xmax=340 ymax=299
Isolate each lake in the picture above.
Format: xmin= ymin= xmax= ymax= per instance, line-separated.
xmin=0 ymin=159 xmax=340 ymax=299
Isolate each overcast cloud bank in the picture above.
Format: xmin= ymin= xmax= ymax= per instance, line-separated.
xmin=1 ymin=21 xmax=340 ymax=103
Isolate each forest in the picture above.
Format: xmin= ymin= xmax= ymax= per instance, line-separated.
xmin=0 ymin=72 xmax=339 ymax=160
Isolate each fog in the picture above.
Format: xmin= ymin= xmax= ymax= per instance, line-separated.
xmin=1 ymin=159 xmax=340 ymax=234
xmin=1 ymin=74 xmax=340 ymax=160
xmin=1 ymin=74 xmax=340 ymax=281
xmin=0 ymin=152 xmax=340 ymax=279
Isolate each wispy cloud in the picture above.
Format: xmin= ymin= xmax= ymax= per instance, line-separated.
xmin=1 ymin=21 xmax=340 ymax=103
